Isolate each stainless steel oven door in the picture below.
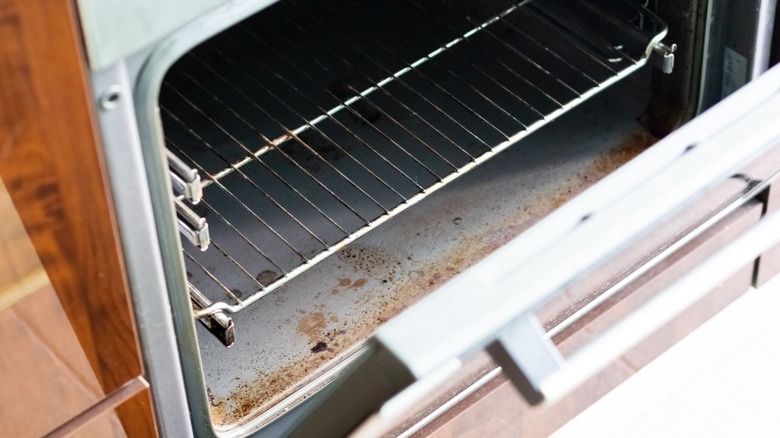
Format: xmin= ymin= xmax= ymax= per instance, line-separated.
xmin=286 ymin=63 xmax=780 ymax=438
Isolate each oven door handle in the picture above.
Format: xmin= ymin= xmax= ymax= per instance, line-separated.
xmin=491 ymin=207 xmax=780 ymax=406
xmin=288 ymin=208 xmax=780 ymax=438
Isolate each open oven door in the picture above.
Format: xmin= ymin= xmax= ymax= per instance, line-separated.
xmin=284 ymin=63 xmax=780 ymax=437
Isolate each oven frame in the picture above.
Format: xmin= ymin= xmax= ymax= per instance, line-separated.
xmin=82 ymin=0 xmax=779 ymax=436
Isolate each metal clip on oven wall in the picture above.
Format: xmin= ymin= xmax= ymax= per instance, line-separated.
xmin=175 ymin=198 xmax=210 ymax=251
xmin=167 ymin=150 xmax=203 ymax=204
xmin=652 ymin=42 xmax=677 ymax=74
xmin=190 ymin=284 xmax=235 ymax=347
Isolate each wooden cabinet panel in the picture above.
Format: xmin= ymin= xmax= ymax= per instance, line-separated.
xmin=0 ymin=0 xmax=142 ymax=395
xmin=114 ymin=387 xmax=158 ymax=438
xmin=0 ymin=296 xmax=103 ymax=437
xmin=0 ymin=182 xmax=156 ymax=436
xmin=757 ymin=188 xmax=780 ymax=285
xmin=733 ymin=141 xmax=780 ymax=286
xmin=0 ymin=0 xmax=156 ymax=434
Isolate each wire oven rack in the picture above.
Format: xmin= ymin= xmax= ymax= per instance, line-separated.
xmin=159 ymin=0 xmax=669 ymax=332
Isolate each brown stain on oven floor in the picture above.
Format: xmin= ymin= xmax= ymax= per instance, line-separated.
xmin=209 ymin=323 xmax=358 ymax=427
xmin=583 ymin=130 xmax=656 ymax=176
xmin=207 ymin=127 xmax=658 ymax=428
xmin=296 ymin=312 xmax=326 ymax=344
xmin=351 ymin=278 xmax=367 ymax=288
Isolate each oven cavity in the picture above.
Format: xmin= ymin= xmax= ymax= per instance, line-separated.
xmin=159 ymin=0 xmax=672 ymax=346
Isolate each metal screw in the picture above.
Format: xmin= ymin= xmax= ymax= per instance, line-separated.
xmin=99 ymin=85 xmax=123 ymax=111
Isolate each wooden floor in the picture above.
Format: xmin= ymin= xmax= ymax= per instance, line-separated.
xmin=553 ymin=279 xmax=780 ymax=438
xmin=0 ymin=178 xmax=46 ymax=310
xmin=0 ymin=178 xmax=126 ymax=437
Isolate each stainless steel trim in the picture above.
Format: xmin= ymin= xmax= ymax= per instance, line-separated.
xmin=132 ymin=2 xmax=301 ymax=436
xmin=752 ymin=0 xmax=778 ymax=80
xmin=90 ymin=61 xmax=194 ymax=438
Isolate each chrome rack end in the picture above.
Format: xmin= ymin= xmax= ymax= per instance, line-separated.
xmin=175 ymin=198 xmax=210 ymax=251
xmin=652 ymin=42 xmax=677 ymax=74
xmin=190 ymin=284 xmax=235 ymax=347
xmin=167 ymin=150 xmax=203 ymax=204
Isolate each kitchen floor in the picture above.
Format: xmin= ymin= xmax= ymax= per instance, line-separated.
xmin=552 ymin=277 xmax=780 ymax=438
xmin=0 ymin=178 xmax=126 ymax=436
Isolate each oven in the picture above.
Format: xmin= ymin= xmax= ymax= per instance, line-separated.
xmin=78 ymin=0 xmax=780 ymax=436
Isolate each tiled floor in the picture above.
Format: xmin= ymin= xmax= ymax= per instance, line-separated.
xmin=553 ymin=277 xmax=780 ymax=438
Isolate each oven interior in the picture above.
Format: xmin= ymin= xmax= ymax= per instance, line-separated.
xmin=156 ymin=0 xmax=701 ymax=433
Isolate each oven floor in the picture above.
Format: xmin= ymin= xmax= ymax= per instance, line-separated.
xmin=197 ymin=70 xmax=656 ymax=431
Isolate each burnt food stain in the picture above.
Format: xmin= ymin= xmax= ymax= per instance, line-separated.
xmin=256 ymin=269 xmax=277 ymax=286
xmin=328 ymin=79 xmax=382 ymax=126
xmin=311 ymin=342 xmax=328 ymax=353
xmin=297 ymin=312 xmax=327 ymax=344
xmin=351 ymin=278 xmax=367 ymax=288
xmin=285 ymin=132 xmax=346 ymax=173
